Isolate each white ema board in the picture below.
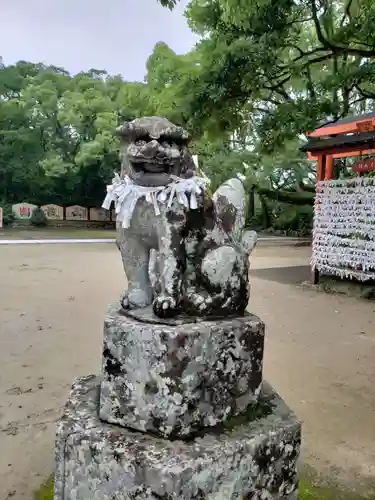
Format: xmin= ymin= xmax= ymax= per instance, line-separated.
xmin=12 ymin=202 xmax=37 ymax=220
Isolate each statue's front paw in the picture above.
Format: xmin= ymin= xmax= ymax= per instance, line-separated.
xmin=120 ymin=288 xmax=153 ymax=310
xmin=121 ymin=292 xmax=130 ymax=310
xmin=152 ymin=294 xmax=179 ymax=318
xmin=187 ymin=291 xmax=213 ymax=314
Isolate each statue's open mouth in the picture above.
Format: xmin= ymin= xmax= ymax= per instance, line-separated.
xmin=131 ymin=161 xmax=172 ymax=174
xmin=127 ymin=138 xmax=182 ymax=184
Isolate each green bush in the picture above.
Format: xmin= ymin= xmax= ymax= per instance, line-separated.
xmin=0 ymin=203 xmax=14 ymax=226
xmin=30 ymin=207 xmax=48 ymax=227
xmin=272 ymin=205 xmax=313 ymax=237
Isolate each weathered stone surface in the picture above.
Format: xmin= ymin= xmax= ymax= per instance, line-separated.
xmin=99 ymin=304 xmax=265 ymax=438
xmin=55 ymin=375 xmax=301 ymax=500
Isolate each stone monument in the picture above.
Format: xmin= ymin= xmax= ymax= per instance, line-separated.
xmin=54 ymin=117 xmax=301 ymax=499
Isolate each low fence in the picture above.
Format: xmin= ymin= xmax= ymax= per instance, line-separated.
xmin=11 ymin=220 xmax=115 ymax=229
xmin=8 ymin=202 xmax=115 ymax=228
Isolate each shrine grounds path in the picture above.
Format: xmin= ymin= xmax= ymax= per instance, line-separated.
xmin=0 ymin=242 xmax=374 ymax=499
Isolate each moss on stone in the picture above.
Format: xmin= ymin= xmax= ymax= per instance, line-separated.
xmin=222 ymin=398 xmax=274 ymax=431
xmin=34 ymin=475 xmax=53 ymax=500
xmin=34 ymin=475 xmax=375 ymax=500
xmin=302 ymin=276 xmax=375 ymax=301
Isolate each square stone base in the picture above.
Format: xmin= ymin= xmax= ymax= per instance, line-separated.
xmin=100 ymin=305 xmax=265 ymax=438
xmin=55 ymin=375 xmax=301 ymax=500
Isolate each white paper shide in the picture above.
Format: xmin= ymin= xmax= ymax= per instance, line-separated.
xmin=102 ymin=174 xmax=210 ymax=228
xmin=313 ymin=177 xmax=375 ymax=281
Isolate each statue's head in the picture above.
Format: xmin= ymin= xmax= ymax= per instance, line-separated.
xmin=117 ymin=116 xmax=196 ymax=187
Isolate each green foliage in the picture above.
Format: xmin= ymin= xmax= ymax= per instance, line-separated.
xmin=2 ymin=0 xmax=375 ymax=235
xmin=184 ymin=0 xmax=375 ymax=150
xmin=272 ymin=204 xmax=313 ymax=236
xmin=0 ymin=61 xmax=125 ymax=207
xmin=158 ymin=0 xmax=179 ymax=8
xmin=0 ymin=203 xmax=14 ymax=226
xmin=30 ymin=207 xmax=48 ymax=227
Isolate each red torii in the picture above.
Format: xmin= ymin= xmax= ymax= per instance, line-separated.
xmin=301 ymin=112 xmax=375 ymax=284
xmin=302 ymin=112 xmax=375 ymax=181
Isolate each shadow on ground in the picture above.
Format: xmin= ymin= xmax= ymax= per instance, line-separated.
xmin=251 ymin=265 xmax=310 ymax=285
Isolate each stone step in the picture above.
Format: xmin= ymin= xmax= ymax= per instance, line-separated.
xmin=55 ymin=375 xmax=301 ymax=500
xmin=99 ymin=304 xmax=265 ymax=439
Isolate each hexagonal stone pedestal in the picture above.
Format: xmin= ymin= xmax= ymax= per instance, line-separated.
xmin=55 ymin=375 xmax=301 ymax=500
xmin=99 ymin=305 xmax=265 ymax=438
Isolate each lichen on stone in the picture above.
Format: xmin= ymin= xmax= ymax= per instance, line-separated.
xmin=54 ymin=376 xmax=301 ymax=500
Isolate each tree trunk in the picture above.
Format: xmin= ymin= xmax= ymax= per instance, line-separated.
xmin=248 ymin=190 xmax=255 ymax=217
xmin=256 ymin=186 xmax=315 ymax=206
xmin=259 ymin=195 xmax=271 ymax=228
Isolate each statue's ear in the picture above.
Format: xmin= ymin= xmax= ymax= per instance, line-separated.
xmin=200 ymin=195 xmax=215 ymax=231
xmin=214 ymin=194 xmax=237 ymax=234
xmin=181 ymin=149 xmax=197 ymax=175
xmin=241 ymin=230 xmax=258 ymax=255
xmin=116 ymin=122 xmax=132 ymax=140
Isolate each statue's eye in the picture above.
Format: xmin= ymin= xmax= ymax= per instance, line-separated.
xmin=136 ymin=135 xmax=150 ymax=142
xmin=159 ymin=136 xmax=176 ymax=146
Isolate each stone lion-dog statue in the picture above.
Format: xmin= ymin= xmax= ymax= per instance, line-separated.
xmin=102 ymin=116 xmax=257 ymax=318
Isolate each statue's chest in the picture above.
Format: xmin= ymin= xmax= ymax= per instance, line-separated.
xmin=126 ymin=199 xmax=161 ymax=236
xmin=127 ymin=198 xmax=184 ymax=239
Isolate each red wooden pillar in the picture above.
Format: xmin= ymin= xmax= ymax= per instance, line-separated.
xmin=325 ymin=155 xmax=334 ymax=180
xmin=312 ymin=154 xmax=327 ymax=284
xmin=317 ymin=154 xmax=326 ymax=181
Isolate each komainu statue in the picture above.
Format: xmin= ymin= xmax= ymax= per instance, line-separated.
xmin=102 ymin=116 xmax=257 ymax=318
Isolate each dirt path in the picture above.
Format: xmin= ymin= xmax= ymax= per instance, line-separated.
xmin=0 ymin=244 xmax=374 ymax=499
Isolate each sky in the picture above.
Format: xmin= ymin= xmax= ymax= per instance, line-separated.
xmin=0 ymin=0 xmax=198 ymax=81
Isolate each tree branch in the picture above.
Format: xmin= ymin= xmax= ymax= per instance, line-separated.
xmin=310 ymin=0 xmax=375 ymax=58
xmin=254 ymin=185 xmax=315 ymax=206
xmin=355 ymin=84 xmax=375 ymax=99
xmin=263 ymin=76 xmax=292 ymax=100
xmin=291 ymin=46 xmax=330 ymax=63
xmin=301 ymin=52 xmax=338 ymax=66
xmin=253 ymin=107 xmax=274 ymax=115
xmin=349 ymin=96 xmax=367 ymax=107
xmin=285 ymin=16 xmax=314 ymax=27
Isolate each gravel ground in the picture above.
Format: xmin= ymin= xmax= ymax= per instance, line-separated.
xmin=0 ymin=243 xmax=374 ymax=499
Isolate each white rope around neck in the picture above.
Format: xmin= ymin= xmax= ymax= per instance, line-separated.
xmin=102 ymin=173 xmax=210 ymax=229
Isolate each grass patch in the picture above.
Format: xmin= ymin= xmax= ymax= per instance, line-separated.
xmin=300 ymin=478 xmax=335 ymax=499
xmin=34 ymin=475 xmax=375 ymax=500
xmin=300 ymin=478 xmax=375 ymax=499
xmin=0 ymin=228 xmax=116 ymax=240
xmin=34 ymin=475 xmax=53 ymax=500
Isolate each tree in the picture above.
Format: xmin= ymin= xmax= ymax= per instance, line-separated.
xmin=7 ymin=2 xmax=363 ymax=235
xmin=0 ymin=61 xmax=122 ymax=206
xmin=158 ymin=0 xmax=179 ymax=8
xmin=184 ymin=0 xmax=375 ymax=150
xmin=0 ymin=61 xmax=51 ymax=204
